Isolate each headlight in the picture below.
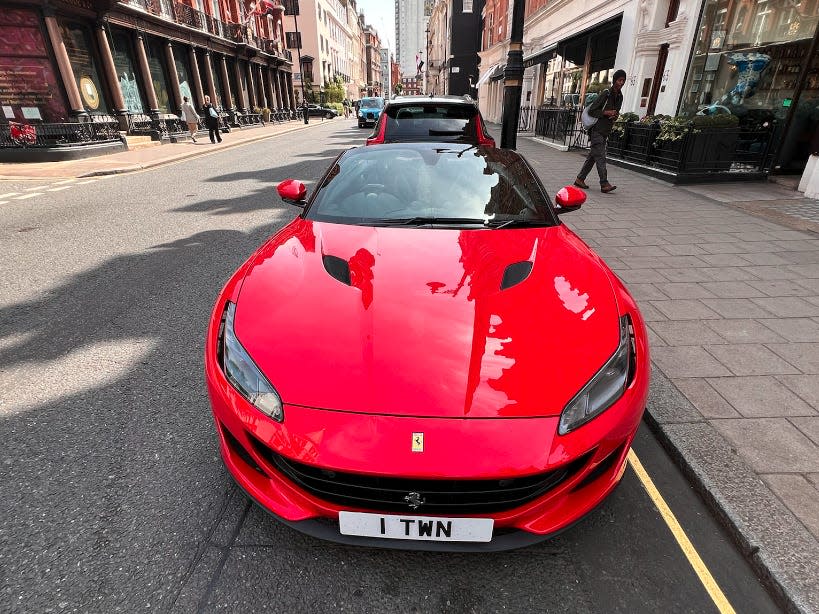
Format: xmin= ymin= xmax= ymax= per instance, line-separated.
xmin=558 ymin=315 xmax=632 ymax=435
xmin=218 ymin=302 xmax=283 ymax=422
xmin=358 ymin=110 xmax=364 ymax=117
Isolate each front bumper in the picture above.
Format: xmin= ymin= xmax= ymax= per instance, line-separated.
xmin=207 ymin=350 xmax=647 ymax=549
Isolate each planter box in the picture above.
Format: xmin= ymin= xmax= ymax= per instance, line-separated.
xmin=607 ymin=133 xmax=625 ymax=157
xmin=623 ymin=124 xmax=656 ymax=163
xmin=651 ymin=138 xmax=684 ymax=171
xmin=682 ymin=129 xmax=740 ymax=172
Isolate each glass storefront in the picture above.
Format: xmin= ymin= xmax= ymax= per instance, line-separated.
xmin=60 ymin=20 xmax=109 ymax=115
xmin=110 ymin=29 xmax=145 ymax=113
xmin=680 ymin=0 xmax=819 ymax=171
xmin=532 ymin=17 xmax=621 ymax=108
xmin=146 ymin=37 xmax=174 ymax=113
xmin=173 ymin=43 xmax=195 ymax=105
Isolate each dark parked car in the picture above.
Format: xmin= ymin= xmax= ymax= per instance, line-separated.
xmin=367 ymin=95 xmax=495 ymax=147
xmin=306 ymin=104 xmax=338 ymax=119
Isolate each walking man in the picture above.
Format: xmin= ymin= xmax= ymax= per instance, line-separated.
xmin=575 ymin=69 xmax=626 ymax=193
xmin=203 ymin=95 xmax=222 ymax=144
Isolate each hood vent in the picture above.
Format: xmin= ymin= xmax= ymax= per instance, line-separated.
xmin=323 ymin=255 xmax=351 ymax=285
xmin=501 ymin=261 xmax=533 ymax=290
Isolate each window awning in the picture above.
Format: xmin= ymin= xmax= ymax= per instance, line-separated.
xmin=488 ymin=64 xmax=505 ymax=82
xmin=475 ymin=64 xmax=498 ymax=87
xmin=523 ymin=45 xmax=557 ymax=68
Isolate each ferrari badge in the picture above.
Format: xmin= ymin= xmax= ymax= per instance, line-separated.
xmin=411 ymin=432 xmax=424 ymax=452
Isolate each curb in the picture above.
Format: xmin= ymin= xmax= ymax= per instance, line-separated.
xmin=644 ymin=371 xmax=819 ymax=614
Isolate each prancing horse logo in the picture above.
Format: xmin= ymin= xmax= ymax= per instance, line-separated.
xmin=404 ymin=491 xmax=425 ymax=509
xmin=412 ymin=432 xmax=424 ymax=452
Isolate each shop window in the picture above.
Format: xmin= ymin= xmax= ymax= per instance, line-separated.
xmin=173 ymin=43 xmax=195 ymax=105
xmin=146 ymin=37 xmax=173 ymax=113
xmin=110 ymin=30 xmax=145 ymax=113
xmin=57 ymin=20 xmax=107 ymax=116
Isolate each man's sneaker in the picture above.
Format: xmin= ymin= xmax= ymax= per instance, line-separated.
xmin=601 ymin=183 xmax=617 ymax=193
xmin=574 ymin=177 xmax=589 ymax=189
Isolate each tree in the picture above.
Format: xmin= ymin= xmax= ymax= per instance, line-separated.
xmin=394 ymin=82 xmax=403 ymax=96
xmin=325 ymin=77 xmax=345 ymax=104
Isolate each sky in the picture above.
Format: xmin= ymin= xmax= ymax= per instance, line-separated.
xmin=355 ymin=0 xmax=396 ymax=52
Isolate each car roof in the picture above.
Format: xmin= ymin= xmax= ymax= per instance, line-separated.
xmin=388 ymin=95 xmax=477 ymax=107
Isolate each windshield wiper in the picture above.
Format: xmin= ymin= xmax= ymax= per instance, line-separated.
xmin=487 ymin=219 xmax=550 ymax=229
xmin=368 ymin=217 xmax=490 ymax=227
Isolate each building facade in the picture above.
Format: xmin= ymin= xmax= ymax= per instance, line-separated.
xmin=1 ymin=0 xmax=295 ymax=141
xmin=395 ymin=0 xmax=428 ymax=77
xmin=379 ymin=46 xmax=392 ymax=98
xmin=477 ymin=0 xmax=819 ymax=177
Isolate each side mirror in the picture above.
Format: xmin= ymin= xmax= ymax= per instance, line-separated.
xmin=277 ymin=179 xmax=307 ymax=207
xmin=554 ymin=185 xmax=586 ymax=214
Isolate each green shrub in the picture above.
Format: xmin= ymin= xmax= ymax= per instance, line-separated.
xmin=691 ymin=113 xmax=740 ymax=129
xmin=611 ymin=111 xmax=639 ymax=137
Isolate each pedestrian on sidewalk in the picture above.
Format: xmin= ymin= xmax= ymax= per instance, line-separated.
xmin=575 ymin=69 xmax=626 ymax=194
xmin=181 ymin=96 xmax=199 ymax=143
xmin=203 ymin=95 xmax=222 ymax=144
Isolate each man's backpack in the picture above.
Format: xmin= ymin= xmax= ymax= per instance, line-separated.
xmin=581 ymin=89 xmax=609 ymax=131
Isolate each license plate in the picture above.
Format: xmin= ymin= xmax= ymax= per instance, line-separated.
xmin=338 ymin=511 xmax=493 ymax=542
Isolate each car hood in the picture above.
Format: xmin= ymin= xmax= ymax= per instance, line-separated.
xmin=234 ymin=218 xmax=621 ymax=418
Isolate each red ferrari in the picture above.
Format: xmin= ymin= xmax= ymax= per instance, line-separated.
xmin=205 ymin=142 xmax=649 ymax=551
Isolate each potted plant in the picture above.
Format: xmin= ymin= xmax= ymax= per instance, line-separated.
xmin=686 ymin=113 xmax=740 ymax=171
xmin=651 ymin=115 xmax=691 ymax=171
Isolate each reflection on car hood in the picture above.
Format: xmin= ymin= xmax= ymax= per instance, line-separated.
xmin=235 ymin=218 xmax=620 ymax=418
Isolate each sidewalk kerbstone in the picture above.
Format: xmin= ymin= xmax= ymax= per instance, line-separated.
xmin=706 ymin=376 xmax=816 ymax=417
xmin=710 ymin=418 xmax=819 ymax=473
xmin=705 ymin=343 xmax=801 ymax=376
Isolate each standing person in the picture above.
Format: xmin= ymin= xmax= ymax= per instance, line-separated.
xmin=180 ymin=96 xmax=199 ymax=143
xmin=575 ymin=69 xmax=626 ymax=193
xmin=203 ymin=95 xmax=222 ymax=144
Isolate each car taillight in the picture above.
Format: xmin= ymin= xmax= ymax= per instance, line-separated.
xmin=366 ymin=115 xmax=387 ymax=145
xmin=476 ymin=119 xmax=495 ymax=147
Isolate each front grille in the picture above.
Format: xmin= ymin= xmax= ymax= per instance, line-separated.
xmin=249 ymin=433 xmax=592 ymax=514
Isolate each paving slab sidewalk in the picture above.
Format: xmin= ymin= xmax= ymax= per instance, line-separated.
xmin=0 ymin=118 xmax=322 ymax=179
xmin=511 ymin=130 xmax=819 ymax=614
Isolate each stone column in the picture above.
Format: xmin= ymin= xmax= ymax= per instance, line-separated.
xmin=189 ymin=47 xmax=205 ymax=109
xmin=93 ymin=21 xmax=127 ymax=126
xmin=286 ymin=72 xmax=296 ymax=109
xmin=202 ymin=51 xmax=218 ymax=106
xmin=134 ymin=33 xmax=159 ymax=115
xmin=43 ymin=13 xmax=85 ymax=119
xmin=263 ymin=66 xmax=274 ymax=111
xmin=165 ymin=42 xmax=182 ymax=114
xmin=272 ymin=67 xmax=283 ymax=109
xmin=279 ymin=71 xmax=288 ymax=108
xmin=219 ymin=55 xmax=234 ymax=110
xmin=233 ymin=59 xmax=248 ymax=111
xmin=246 ymin=61 xmax=258 ymax=110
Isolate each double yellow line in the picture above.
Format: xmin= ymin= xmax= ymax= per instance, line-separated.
xmin=628 ymin=450 xmax=736 ymax=614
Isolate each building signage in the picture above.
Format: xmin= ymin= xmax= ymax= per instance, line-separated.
xmin=0 ymin=8 xmax=66 ymax=122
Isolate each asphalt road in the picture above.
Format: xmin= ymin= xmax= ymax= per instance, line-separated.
xmin=0 ymin=121 xmax=782 ymax=613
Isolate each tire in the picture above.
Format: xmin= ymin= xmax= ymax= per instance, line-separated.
xmin=326 ymin=112 xmax=334 ymax=119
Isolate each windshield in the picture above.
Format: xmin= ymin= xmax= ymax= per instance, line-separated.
xmin=383 ymin=104 xmax=478 ymax=141
xmin=306 ymin=143 xmax=557 ymax=227
xmin=361 ymin=98 xmax=384 ymax=109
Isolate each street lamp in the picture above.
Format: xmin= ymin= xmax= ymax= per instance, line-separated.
xmin=500 ymin=0 xmax=525 ymax=149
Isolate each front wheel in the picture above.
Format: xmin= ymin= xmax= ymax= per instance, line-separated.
xmin=326 ymin=112 xmax=334 ymax=119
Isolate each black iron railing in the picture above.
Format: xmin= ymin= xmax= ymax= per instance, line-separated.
xmin=534 ymin=107 xmax=584 ymax=146
xmin=0 ymin=118 xmax=121 ymax=148
xmin=518 ymin=106 xmax=539 ymax=132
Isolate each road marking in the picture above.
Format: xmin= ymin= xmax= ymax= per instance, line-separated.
xmin=53 ymin=179 xmax=77 ymax=184
xmin=0 ymin=192 xmax=20 ymax=198
xmin=13 ymin=193 xmax=42 ymax=200
xmin=74 ymin=180 xmax=97 ymax=185
xmin=47 ymin=186 xmax=74 ymax=192
xmin=0 ymin=200 xmax=7 ymax=205
xmin=23 ymin=185 xmax=46 ymax=191
xmin=628 ymin=450 xmax=736 ymax=614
